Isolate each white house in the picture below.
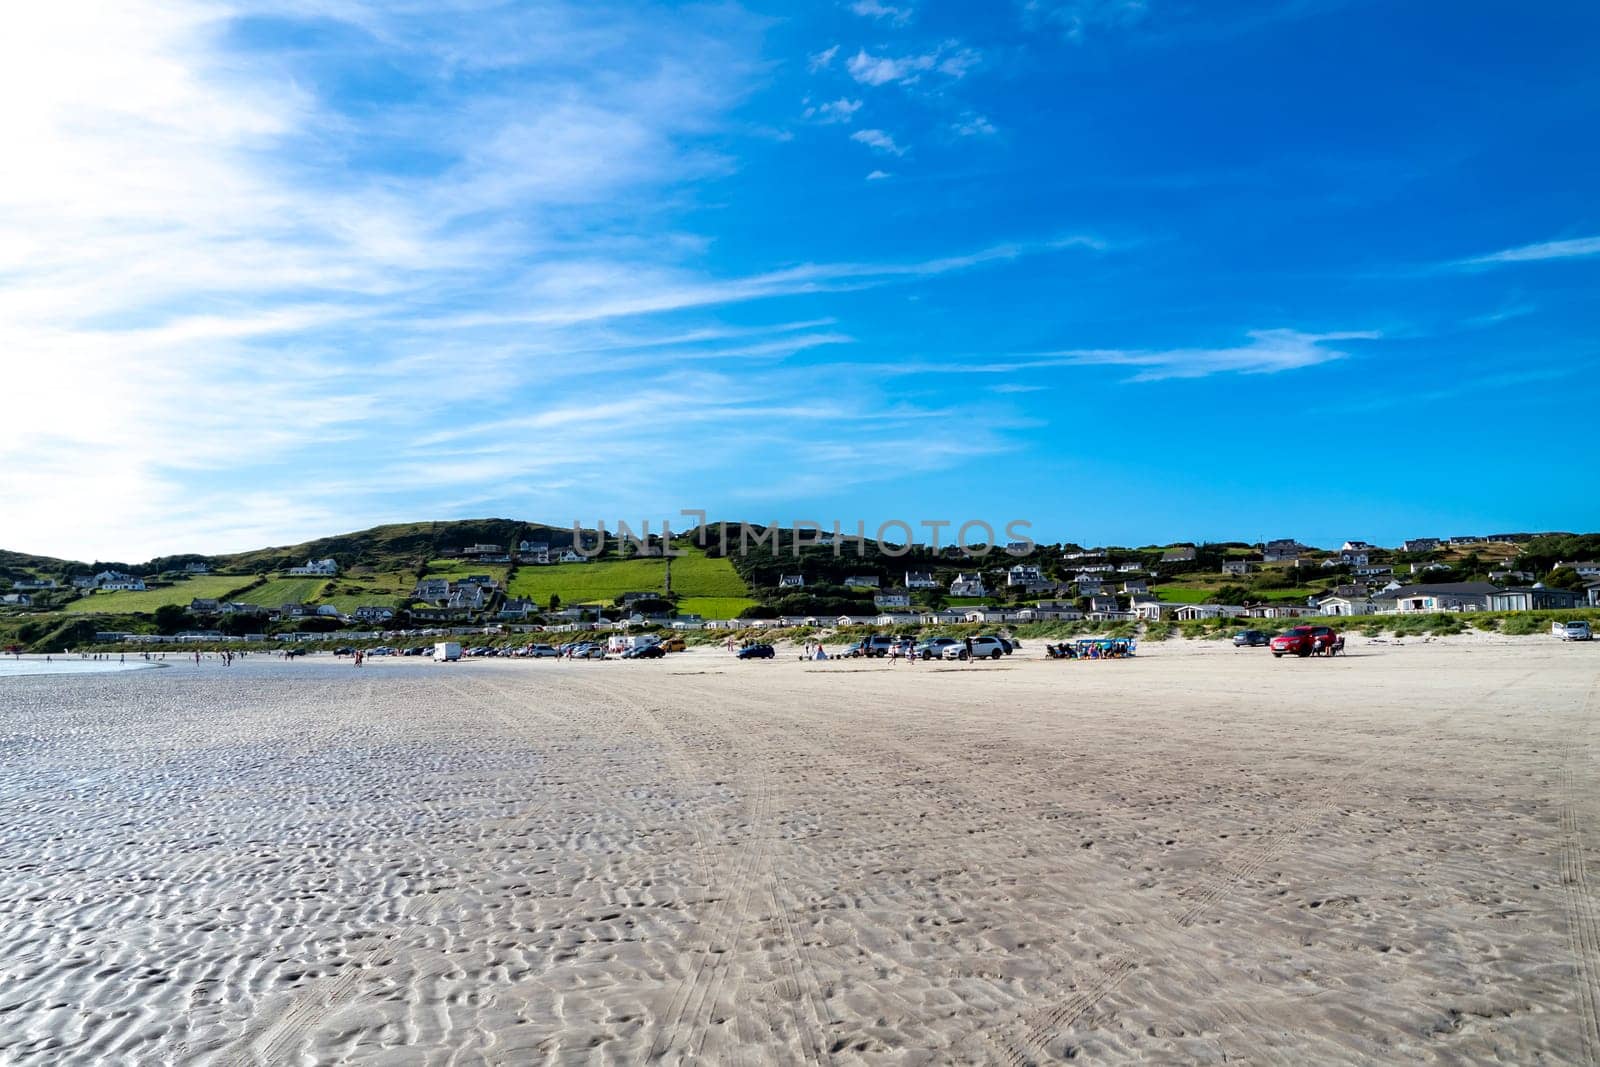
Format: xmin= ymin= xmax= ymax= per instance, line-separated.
xmin=1557 ymin=561 xmax=1600 ymax=579
xmin=101 ymin=578 xmax=147 ymax=592
xmin=1173 ymin=604 xmax=1245 ymax=621
xmin=1402 ymin=537 xmax=1440 ymax=553
xmin=0 ymin=593 xmax=32 ymax=607
xmin=949 ymin=573 xmax=986 ymax=597
xmin=779 ymin=575 xmax=806 ymax=589
xmin=1248 ymin=604 xmax=1319 ymax=619
xmin=873 ymin=592 xmax=912 ymax=609
xmin=354 ymin=605 xmax=396 ymax=622
xmin=559 ymin=549 xmax=587 ymax=563
xmin=1317 ymin=596 xmax=1377 ymax=616
xmin=1354 ymin=564 xmax=1393 ymax=578
xmin=1075 ymin=576 xmax=1106 ymax=596
xmin=1132 ymin=601 xmax=1184 ymax=621
xmin=518 ymin=541 xmax=550 ymax=564
xmin=846 ymin=575 xmax=881 ymax=588
xmin=875 ymin=612 xmax=920 ymax=626
xmin=1341 ymin=541 xmax=1375 ymax=552
xmin=1221 ymin=560 xmax=1254 ymax=576
xmin=189 ymin=598 xmax=221 ymax=613
xmin=1006 ymin=564 xmax=1044 ymax=587
xmin=1339 ymin=550 xmax=1370 ymax=566
xmin=413 ymin=578 xmax=450 ymax=603
xmin=1386 ymin=582 xmax=1498 ymax=613
xmin=1120 ymin=579 xmax=1148 ymax=595
xmin=288 ymin=558 xmax=338 ymax=576
xmin=905 ymin=571 xmax=938 ymax=589
xmin=183 ymin=562 xmax=210 ymax=574
xmin=13 ymin=578 xmax=57 ymax=590
xmin=1117 ymin=562 xmax=1143 ymax=573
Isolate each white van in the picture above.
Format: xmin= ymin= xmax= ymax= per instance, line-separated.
xmin=433 ymin=641 xmax=462 ymax=661
xmin=1553 ymin=621 xmax=1593 ymax=641
xmin=607 ymin=634 xmax=658 ymax=655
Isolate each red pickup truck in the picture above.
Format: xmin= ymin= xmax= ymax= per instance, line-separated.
xmin=1270 ymin=625 xmax=1343 ymax=658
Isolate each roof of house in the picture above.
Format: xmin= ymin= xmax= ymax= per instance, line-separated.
xmin=1383 ymin=582 xmax=1501 ymax=598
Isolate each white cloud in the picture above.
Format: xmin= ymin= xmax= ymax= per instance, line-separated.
xmin=851 ymin=128 xmax=906 ymax=155
xmin=866 ymin=170 xmax=892 ymax=180
xmin=850 ymin=0 xmax=914 ymax=26
xmin=1035 ymin=329 xmax=1378 ymax=381
xmin=1460 ymin=235 xmax=1600 ymax=266
xmin=1021 ymin=0 xmax=1151 ymax=40
xmin=809 ymin=44 xmax=840 ymax=71
xmin=804 ymin=97 xmax=863 ymax=124
xmin=846 ymin=43 xmax=981 ymax=86
xmin=953 ymin=112 xmax=998 ymax=136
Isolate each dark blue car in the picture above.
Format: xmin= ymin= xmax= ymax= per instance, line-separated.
xmin=736 ymin=643 xmax=775 ymax=659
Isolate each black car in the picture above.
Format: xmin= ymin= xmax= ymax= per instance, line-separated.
xmin=623 ymin=644 xmax=666 ymax=659
xmin=736 ymin=643 xmax=775 ymax=659
xmin=1233 ymin=629 xmax=1269 ymax=647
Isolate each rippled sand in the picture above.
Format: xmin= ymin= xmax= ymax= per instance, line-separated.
xmin=1 ymin=638 xmax=1597 ymax=1064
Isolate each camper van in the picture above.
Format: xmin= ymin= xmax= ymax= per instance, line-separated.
xmin=606 ymin=634 xmax=659 ymax=655
xmin=433 ymin=641 xmax=462 ymax=662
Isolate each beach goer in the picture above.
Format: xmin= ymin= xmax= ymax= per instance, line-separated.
xmin=963 ymin=635 xmax=974 ymax=663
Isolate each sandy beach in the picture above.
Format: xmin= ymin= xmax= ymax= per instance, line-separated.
xmin=2 ymin=637 xmax=1597 ymax=1064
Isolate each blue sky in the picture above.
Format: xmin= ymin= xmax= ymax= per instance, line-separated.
xmin=1 ymin=0 xmax=1596 ymax=560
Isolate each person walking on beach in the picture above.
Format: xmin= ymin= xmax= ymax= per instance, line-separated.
xmin=963 ymin=635 xmax=974 ymax=664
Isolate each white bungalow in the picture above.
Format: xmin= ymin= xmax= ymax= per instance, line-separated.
xmin=905 ymin=571 xmax=939 ymax=589
xmin=1006 ymin=564 xmax=1044 ymax=587
xmin=288 ymin=558 xmax=338 ymax=576
xmin=874 ymin=592 xmax=912 ymax=609
xmin=949 ymin=574 xmax=986 ymax=597
xmin=779 ymin=575 xmax=806 ymax=589
xmin=1317 ymin=596 xmax=1376 ymax=616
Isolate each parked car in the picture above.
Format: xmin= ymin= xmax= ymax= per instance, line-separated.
xmin=862 ymin=634 xmax=896 ymax=658
xmin=658 ymin=636 xmax=687 ymax=652
xmin=527 ymin=644 xmax=559 ymax=657
xmin=623 ymin=644 xmax=666 ymax=659
xmin=1270 ymin=625 xmax=1341 ymax=658
xmin=942 ymin=636 xmax=1007 ymax=661
xmin=916 ymin=637 xmax=960 ymax=660
xmin=334 ymin=646 xmax=355 ymax=656
xmin=737 ymin=643 xmax=775 ymax=659
xmin=1233 ymin=629 xmax=1269 ymax=647
xmin=1553 ymin=620 xmax=1593 ymax=641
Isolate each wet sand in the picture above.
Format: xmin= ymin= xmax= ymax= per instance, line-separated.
xmin=1 ymin=638 xmax=1597 ymax=1064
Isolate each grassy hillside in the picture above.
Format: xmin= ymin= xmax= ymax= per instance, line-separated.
xmin=61 ymin=576 xmax=252 ymax=614
xmin=230 ymin=576 xmax=331 ymax=607
xmin=676 ymin=596 xmax=760 ymax=619
xmin=214 ymin=519 xmax=567 ymax=574
xmin=422 ymin=559 xmax=510 ymax=584
xmin=506 ymin=548 xmax=747 ymax=606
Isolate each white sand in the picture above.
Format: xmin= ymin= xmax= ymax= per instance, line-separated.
xmin=1 ymin=637 xmax=1597 ymax=1064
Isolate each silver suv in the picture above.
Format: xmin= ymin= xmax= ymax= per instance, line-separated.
xmin=942 ymin=636 xmax=1006 ymax=661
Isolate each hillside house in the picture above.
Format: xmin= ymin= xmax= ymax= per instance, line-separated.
xmin=874 ymin=592 xmax=912 ymax=609
xmin=189 ymin=598 xmax=220 ymax=614
xmin=1558 ymin=561 xmax=1600 ymax=578
xmin=414 ymin=578 xmax=450 ymax=603
xmin=1221 ymin=560 xmax=1254 ymax=576
xmin=1342 ymin=541 xmax=1376 ymax=552
xmin=1340 ymin=550 xmax=1370 ymax=566
xmin=1132 ymin=601 xmax=1184 ymax=621
xmin=1006 ymin=564 xmax=1043 ymax=587
xmin=1402 ymin=537 xmax=1440 ymax=553
xmin=1075 ymin=576 xmax=1106 ymax=596
xmin=905 ymin=571 xmax=938 ymax=589
xmin=1354 ymin=564 xmax=1394 ymax=578
xmin=1161 ymin=547 xmax=1198 ymax=564
xmin=1005 ymin=541 xmax=1033 ymax=555
xmin=875 ymin=612 xmax=920 ymax=626
xmin=13 ymin=578 xmax=58 ymax=590
xmin=279 ymin=603 xmax=310 ymax=618
xmin=1087 ymin=594 xmax=1121 ymax=614
xmin=518 ymin=541 xmax=550 ymax=564
xmin=354 ymin=605 xmax=396 ymax=622
xmin=1262 ymin=539 xmax=1303 ymax=562
xmin=315 ymin=605 xmax=341 ymax=617
xmin=1117 ymin=562 xmax=1143 ymax=573
xmin=779 ymin=575 xmax=805 ymax=589
xmin=447 ymin=587 xmax=488 ymax=612
xmin=1121 ymin=579 xmax=1148 ymax=595
xmin=183 ymin=562 xmax=210 ymax=574
xmin=1247 ymin=604 xmax=1319 ymax=619
xmin=559 ymin=549 xmax=588 ymax=563
xmin=949 ymin=574 xmax=986 ymax=597
xmin=101 ymin=578 xmax=147 ymax=592
xmin=288 ymin=558 xmax=338 ymax=576
xmin=846 ymin=575 xmax=881 ymax=588
xmin=1489 ymin=569 xmax=1534 ymax=583
xmin=0 ymin=594 xmax=32 ymax=607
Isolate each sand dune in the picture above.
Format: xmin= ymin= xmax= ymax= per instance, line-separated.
xmin=0 ymin=638 xmax=1596 ymax=1064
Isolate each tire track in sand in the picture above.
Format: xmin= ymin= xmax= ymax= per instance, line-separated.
xmin=1559 ymin=675 xmax=1600 ymax=1064
xmin=982 ymin=671 xmax=1541 ymax=1066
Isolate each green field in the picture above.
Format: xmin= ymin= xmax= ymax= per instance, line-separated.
xmin=315 ymin=570 xmax=415 ymax=613
xmin=62 ymin=576 xmax=253 ymax=614
xmin=507 ymin=549 xmax=747 ymax=606
xmin=423 ymin=559 xmax=510 ymax=584
xmin=231 ymin=576 xmax=331 ymax=607
xmin=676 ymin=596 xmax=759 ymax=619
xmin=1151 ymin=586 xmax=1214 ymax=604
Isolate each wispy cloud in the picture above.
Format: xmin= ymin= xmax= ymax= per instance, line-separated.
xmin=804 ymin=97 xmax=863 ymax=124
xmin=1035 ymin=329 xmax=1378 ymax=381
xmin=846 ymin=44 xmax=980 ymax=86
xmin=1459 ymin=235 xmax=1600 ymax=267
xmin=808 ymin=44 xmax=840 ymax=71
xmin=866 ymin=169 xmax=893 ymax=181
xmin=851 ymin=128 xmax=907 ymax=155
xmin=1020 ymin=0 xmax=1150 ymax=40
xmin=952 ymin=112 xmax=998 ymax=136
xmin=850 ymin=0 xmax=915 ymax=26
